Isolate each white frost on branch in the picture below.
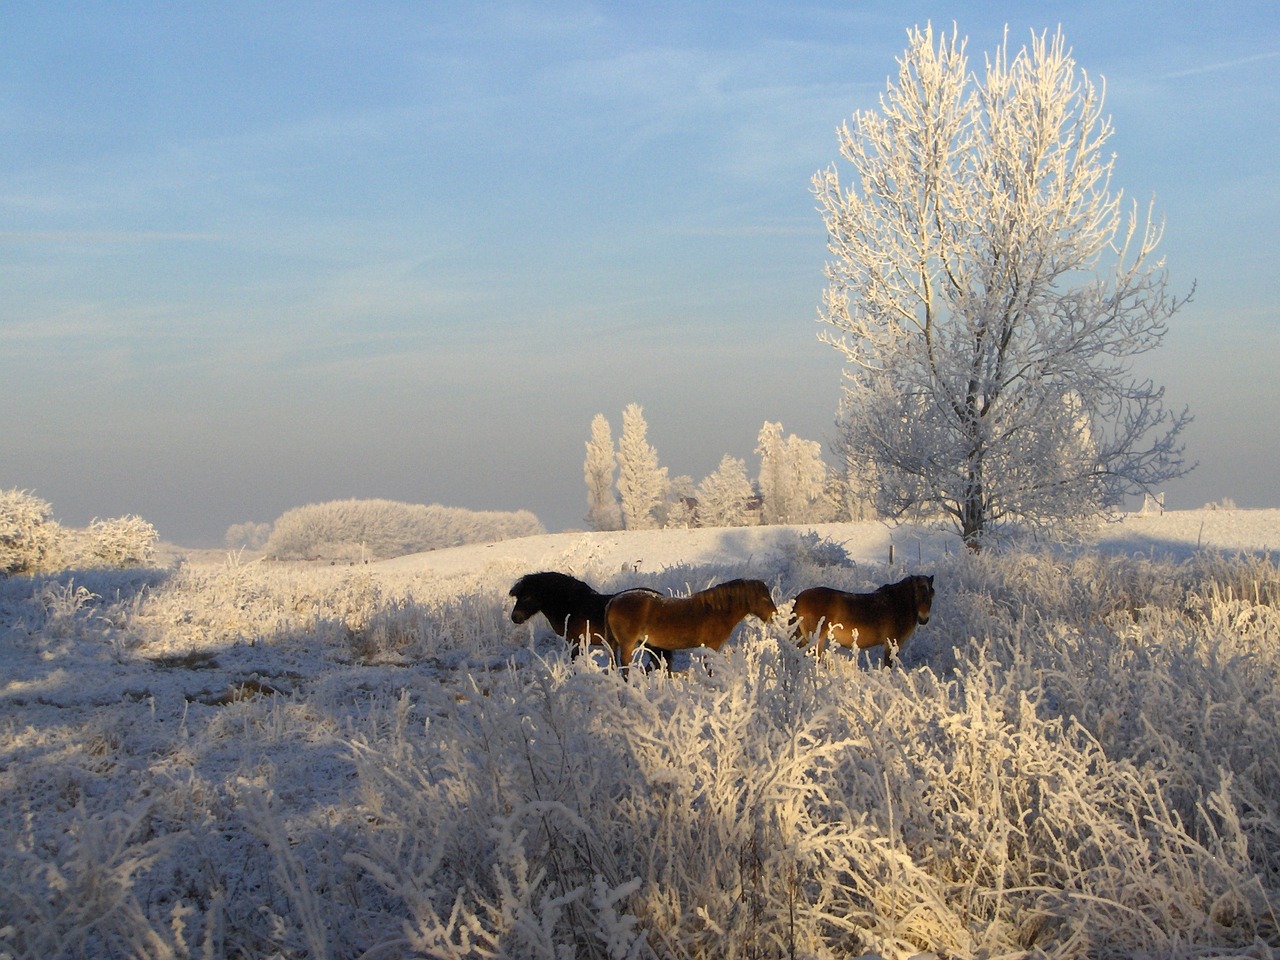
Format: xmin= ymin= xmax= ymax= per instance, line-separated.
xmin=615 ymin=403 xmax=669 ymax=531
xmin=814 ymin=24 xmax=1192 ymax=545
xmin=584 ymin=413 xmax=624 ymax=532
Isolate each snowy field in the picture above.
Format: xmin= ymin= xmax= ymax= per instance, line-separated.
xmin=2 ymin=509 xmax=1279 ymax=958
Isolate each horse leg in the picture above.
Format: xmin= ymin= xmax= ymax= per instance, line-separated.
xmin=617 ymin=636 xmax=638 ymax=680
xmin=812 ymin=618 xmax=829 ymax=659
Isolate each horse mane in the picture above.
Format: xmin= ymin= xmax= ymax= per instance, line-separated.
xmin=510 ymin=571 xmax=597 ymax=600
xmin=879 ymin=576 xmax=913 ymax=592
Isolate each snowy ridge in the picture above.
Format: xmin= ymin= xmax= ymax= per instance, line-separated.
xmin=376 ymin=509 xmax=1280 ymax=580
xmin=374 ymin=520 xmax=954 ymax=578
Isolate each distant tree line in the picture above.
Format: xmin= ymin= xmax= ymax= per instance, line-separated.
xmin=257 ymin=498 xmax=545 ymax=562
xmin=225 ymin=521 xmax=272 ymax=551
xmin=583 ymin=403 xmax=873 ymax=532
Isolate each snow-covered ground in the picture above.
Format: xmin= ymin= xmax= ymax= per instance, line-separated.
xmin=2 ymin=510 xmax=1279 ymax=958
xmin=375 ymin=519 xmax=955 ymax=577
xmin=374 ymin=507 xmax=1280 ymax=580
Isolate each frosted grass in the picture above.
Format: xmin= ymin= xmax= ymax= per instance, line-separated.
xmin=1 ymin=523 xmax=1277 ymax=957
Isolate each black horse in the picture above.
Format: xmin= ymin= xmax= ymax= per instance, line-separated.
xmin=508 ymin=571 xmax=671 ymax=666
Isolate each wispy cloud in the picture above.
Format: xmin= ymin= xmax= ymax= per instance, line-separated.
xmin=1156 ymin=50 xmax=1280 ymax=81
xmin=0 ymin=229 xmax=221 ymax=244
xmin=675 ymin=220 xmax=818 ymax=239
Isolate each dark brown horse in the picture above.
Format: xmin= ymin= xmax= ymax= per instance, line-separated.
xmin=507 ymin=572 xmax=669 ymax=663
xmin=604 ymin=578 xmax=778 ymax=673
xmin=791 ymin=574 xmax=935 ymax=667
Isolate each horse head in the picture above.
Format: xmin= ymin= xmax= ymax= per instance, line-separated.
xmin=913 ymin=575 xmax=936 ymax=625
xmin=508 ymin=571 xmax=594 ymax=626
xmin=746 ymin=579 xmax=778 ymax=623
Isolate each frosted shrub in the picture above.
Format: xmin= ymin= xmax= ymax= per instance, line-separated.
xmin=785 ymin=529 xmax=851 ymax=569
xmin=263 ymin=498 xmax=545 ymax=561
xmin=0 ymin=492 xmax=160 ymax=576
xmin=38 ymin=579 xmax=100 ymax=638
xmin=0 ymin=488 xmax=65 ymax=576
xmin=82 ymin=515 xmax=159 ymax=569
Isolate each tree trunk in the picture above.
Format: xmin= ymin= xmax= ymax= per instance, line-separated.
xmin=961 ymin=459 xmax=985 ymax=551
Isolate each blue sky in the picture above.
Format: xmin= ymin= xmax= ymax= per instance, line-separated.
xmin=4 ymin=2 xmax=1278 ymax=545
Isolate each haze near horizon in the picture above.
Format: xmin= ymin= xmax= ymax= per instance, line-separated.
xmin=4 ymin=2 xmax=1277 ymax=545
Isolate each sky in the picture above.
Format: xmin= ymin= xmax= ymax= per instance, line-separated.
xmin=3 ymin=2 xmax=1278 ymax=546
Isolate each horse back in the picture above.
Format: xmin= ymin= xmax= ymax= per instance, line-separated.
xmin=793 ymin=585 xmax=903 ymax=651
xmin=604 ymin=587 xmax=660 ymax=638
xmin=605 ymin=581 xmax=773 ymax=655
xmin=795 ymin=575 xmax=934 ymax=663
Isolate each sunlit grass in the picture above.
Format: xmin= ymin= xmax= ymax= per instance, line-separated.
xmin=0 ymin=538 xmax=1277 ymax=957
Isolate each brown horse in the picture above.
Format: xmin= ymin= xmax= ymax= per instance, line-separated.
xmin=507 ymin=572 xmax=671 ymax=664
xmin=792 ymin=574 xmax=935 ymax=667
xmin=604 ymin=578 xmax=778 ymax=673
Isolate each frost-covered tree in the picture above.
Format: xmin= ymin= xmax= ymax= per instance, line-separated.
xmin=756 ymin=422 xmax=831 ymax=525
xmin=664 ymin=475 xmax=698 ymax=528
xmin=615 ymin=403 xmax=668 ymax=530
xmin=697 ymin=455 xmax=755 ymax=527
xmin=226 ymin=521 xmax=272 ymax=551
xmin=583 ymin=414 xmax=623 ymax=531
xmin=814 ymin=24 xmax=1191 ymax=547
xmin=830 ymin=421 xmax=880 ymax=521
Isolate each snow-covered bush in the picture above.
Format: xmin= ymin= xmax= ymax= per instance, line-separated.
xmin=0 ymin=488 xmax=65 ymax=576
xmin=786 ymin=529 xmax=851 ymax=568
xmin=0 ymin=491 xmax=162 ymax=575
xmin=262 ymin=498 xmax=544 ymax=561
xmin=82 ymin=515 xmax=159 ymax=569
